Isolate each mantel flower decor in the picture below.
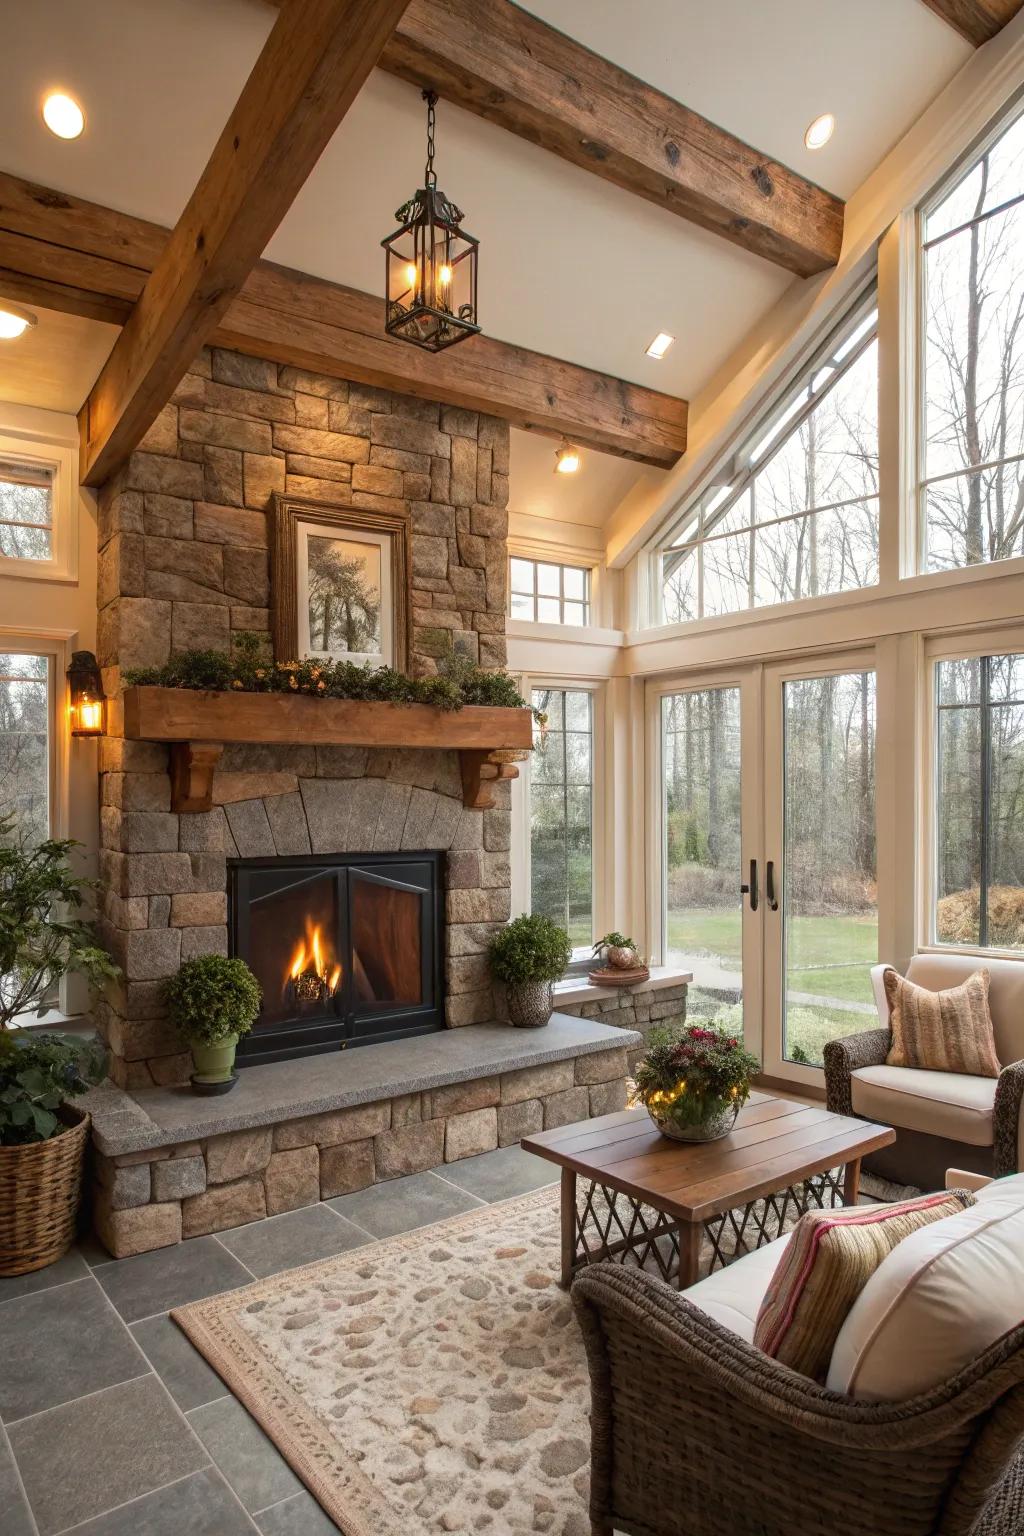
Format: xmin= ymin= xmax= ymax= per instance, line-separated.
xmin=634 ymin=1023 xmax=761 ymax=1142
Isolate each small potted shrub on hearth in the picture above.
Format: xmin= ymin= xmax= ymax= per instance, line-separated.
xmin=488 ymin=913 xmax=572 ymax=1029
xmin=163 ymin=954 xmax=262 ymax=1095
xmin=634 ymin=1022 xmax=761 ymax=1143
xmin=0 ymin=822 xmax=117 ymax=1276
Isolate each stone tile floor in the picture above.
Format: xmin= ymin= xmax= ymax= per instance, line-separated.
xmin=0 ymin=1146 xmax=559 ymax=1536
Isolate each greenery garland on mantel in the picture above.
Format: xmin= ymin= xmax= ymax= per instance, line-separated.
xmin=125 ymin=635 xmax=545 ymax=723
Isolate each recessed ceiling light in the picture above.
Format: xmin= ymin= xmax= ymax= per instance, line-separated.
xmin=646 ymin=332 xmax=675 ymax=360
xmin=554 ymin=440 xmax=581 ymax=475
xmin=804 ymin=112 xmax=835 ymax=151
xmin=42 ymin=91 xmax=85 ymax=140
xmin=0 ymin=302 xmax=38 ymax=341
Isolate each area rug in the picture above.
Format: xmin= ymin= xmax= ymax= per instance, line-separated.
xmin=174 ymin=1187 xmax=593 ymax=1536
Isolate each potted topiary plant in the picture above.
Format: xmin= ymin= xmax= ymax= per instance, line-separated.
xmin=163 ymin=954 xmax=262 ymax=1094
xmin=0 ymin=821 xmax=119 ymax=1275
xmin=488 ymin=913 xmax=572 ymax=1029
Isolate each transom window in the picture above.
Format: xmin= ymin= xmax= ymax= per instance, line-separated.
xmin=934 ymin=651 xmax=1024 ymax=951
xmin=510 ymin=557 xmax=590 ymax=626
xmin=658 ymin=293 xmax=879 ymax=623
xmin=0 ymin=460 xmax=55 ymax=563
xmin=922 ymin=110 xmax=1024 ymax=572
xmin=529 ymin=687 xmax=593 ymax=951
xmin=0 ymin=652 xmax=50 ymax=846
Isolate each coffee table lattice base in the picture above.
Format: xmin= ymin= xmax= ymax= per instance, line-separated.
xmin=573 ymin=1167 xmax=848 ymax=1287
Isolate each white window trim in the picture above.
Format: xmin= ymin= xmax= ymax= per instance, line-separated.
xmin=508 ymin=541 xmax=602 ymax=627
xmin=0 ymin=429 xmax=78 ymax=585
xmin=511 ymin=676 xmax=607 ymax=961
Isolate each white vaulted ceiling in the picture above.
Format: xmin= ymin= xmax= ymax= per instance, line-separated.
xmin=0 ymin=0 xmax=972 ymax=523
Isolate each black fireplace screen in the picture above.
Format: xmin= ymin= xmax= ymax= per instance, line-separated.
xmin=229 ymin=852 xmax=444 ymax=1064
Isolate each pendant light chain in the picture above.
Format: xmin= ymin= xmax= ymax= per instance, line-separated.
xmin=423 ymin=90 xmax=438 ymax=188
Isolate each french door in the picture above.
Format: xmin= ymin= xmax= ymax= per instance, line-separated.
xmin=650 ymin=650 xmax=878 ymax=1086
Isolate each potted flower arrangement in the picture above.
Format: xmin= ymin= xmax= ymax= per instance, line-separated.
xmin=163 ymin=954 xmax=262 ymax=1094
xmin=634 ymin=1022 xmax=761 ymax=1142
xmin=488 ymin=913 xmax=571 ymax=1029
xmin=0 ymin=822 xmax=118 ymax=1275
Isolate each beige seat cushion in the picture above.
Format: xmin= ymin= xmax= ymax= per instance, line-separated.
xmin=827 ymin=1189 xmax=1024 ymax=1402
xmin=681 ymin=1233 xmax=791 ymax=1343
xmin=851 ymin=1064 xmax=995 ymax=1146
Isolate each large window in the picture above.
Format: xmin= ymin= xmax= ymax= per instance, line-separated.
xmin=0 ymin=651 xmax=50 ymax=846
xmin=529 ymin=687 xmax=593 ymax=949
xmin=659 ymin=294 xmax=878 ymax=623
xmin=922 ymin=111 xmax=1024 ymax=571
xmin=934 ymin=650 xmax=1024 ymax=950
xmin=0 ymin=461 xmax=55 ymax=563
xmin=511 ymin=557 xmax=590 ymax=626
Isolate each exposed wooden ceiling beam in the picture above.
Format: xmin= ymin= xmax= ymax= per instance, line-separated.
xmin=77 ymin=0 xmax=411 ymax=487
xmin=0 ymin=174 xmax=686 ymax=467
xmin=263 ymin=0 xmax=843 ymax=277
xmin=919 ymin=0 xmax=1024 ymax=45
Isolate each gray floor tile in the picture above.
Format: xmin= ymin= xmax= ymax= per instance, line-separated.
xmin=0 ymin=1425 xmax=35 ymax=1536
xmin=187 ymin=1395 xmax=302 ymax=1514
xmin=256 ymin=1490 xmax=341 ymax=1534
xmin=0 ymin=1247 xmax=90 ymax=1305
xmin=326 ymin=1169 xmax=483 ymax=1238
xmin=130 ymin=1313 xmax=228 ymax=1412
xmin=0 ymin=1277 xmax=148 ymax=1424
xmin=94 ymin=1235 xmax=251 ymax=1324
xmin=437 ymin=1144 xmax=560 ymax=1202
xmin=8 ymin=1375 xmax=207 ymax=1536
xmin=58 ymin=1467 xmax=257 ymax=1535
xmin=216 ymin=1204 xmax=370 ymax=1279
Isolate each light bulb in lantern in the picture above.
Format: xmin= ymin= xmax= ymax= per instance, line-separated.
xmin=438 ymin=264 xmax=453 ymax=286
xmin=554 ymin=441 xmax=581 ymax=475
xmin=403 ymin=262 xmax=418 ymax=290
xmin=66 ymin=650 xmax=106 ymax=737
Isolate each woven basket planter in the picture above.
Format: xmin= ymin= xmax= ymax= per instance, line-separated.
xmin=0 ymin=1107 xmax=91 ymax=1276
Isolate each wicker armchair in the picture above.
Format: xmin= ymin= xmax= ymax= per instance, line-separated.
xmin=823 ymin=956 xmax=1024 ymax=1189
xmin=572 ymin=1263 xmax=1024 ymax=1536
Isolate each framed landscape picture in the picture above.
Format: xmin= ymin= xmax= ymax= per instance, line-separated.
xmin=270 ymin=496 xmax=412 ymax=672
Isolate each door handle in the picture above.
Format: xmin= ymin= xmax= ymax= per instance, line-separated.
xmin=766 ymin=860 xmax=780 ymax=912
xmin=740 ymin=858 xmax=759 ymax=912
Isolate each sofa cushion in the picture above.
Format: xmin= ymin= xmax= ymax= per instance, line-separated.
xmin=976 ymin=1173 xmax=1024 ymax=1202
xmin=884 ymin=966 xmax=1000 ymax=1077
xmin=827 ymin=1190 xmax=1024 ymax=1402
xmin=904 ymin=953 xmax=1024 ymax=1069
xmin=851 ymin=1064 xmax=995 ymax=1145
xmin=681 ymin=1234 xmax=791 ymax=1344
xmin=752 ymin=1191 xmax=973 ymax=1381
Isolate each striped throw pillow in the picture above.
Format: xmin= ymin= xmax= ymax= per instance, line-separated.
xmin=884 ymin=967 xmax=1000 ymax=1077
xmin=752 ymin=1190 xmax=975 ymax=1382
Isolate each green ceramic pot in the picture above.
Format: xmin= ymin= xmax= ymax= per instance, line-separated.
xmin=190 ymin=1033 xmax=239 ymax=1087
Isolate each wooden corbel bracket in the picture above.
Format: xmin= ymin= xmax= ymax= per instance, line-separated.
xmin=169 ymin=742 xmax=224 ymax=813
xmin=459 ymin=750 xmax=520 ymax=811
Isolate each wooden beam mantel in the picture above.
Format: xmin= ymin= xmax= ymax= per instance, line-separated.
xmin=919 ymin=0 xmax=1024 ymax=46
xmin=77 ymin=0 xmax=411 ymax=487
xmin=263 ymin=0 xmax=844 ymax=277
xmin=0 ymin=173 xmax=687 ymax=468
xmin=122 ymin=687 xmax=533 ymax=812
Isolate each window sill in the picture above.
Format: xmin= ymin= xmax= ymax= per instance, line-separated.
xmin=554 ymin=965 xmax=693 ymax=1008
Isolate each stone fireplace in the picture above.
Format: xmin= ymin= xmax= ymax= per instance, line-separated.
xmin=94 ymin=346 xmax=513 ymax=1088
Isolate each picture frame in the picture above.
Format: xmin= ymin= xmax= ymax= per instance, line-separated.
xmin=270 ymin=495 xmax=412 ymax=673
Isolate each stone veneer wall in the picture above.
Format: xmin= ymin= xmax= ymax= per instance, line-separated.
xmin=94 ymin=347 xmax=513 ymax=1087
xmin=559 ymin=983 xmax=689 ymax=1071
xmin=93 ymin=1047 xmax=630 ymax=1258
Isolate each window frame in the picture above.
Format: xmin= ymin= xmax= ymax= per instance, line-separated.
xmin=0 ymin=432 xmax=78 ymax=584
xmin=653 ymin=282 xmax=880 ymax=628
xmin=921 ymin=623 xmax=1024 ymax=961
xmin=508 ymin=551 xmax=594 ymax=628
xmin=915 ymin=97 xmax=1024 ymax=579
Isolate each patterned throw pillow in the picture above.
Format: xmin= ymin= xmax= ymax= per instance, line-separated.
xmin=884 ymin=967 xmax=1000 ymax=1077
xmin=752 ymin=1190 xmax=975 ymax=1381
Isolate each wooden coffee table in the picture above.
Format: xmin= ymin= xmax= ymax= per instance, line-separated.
xmin=521 ymin=1092 xmax=896 ymax=1290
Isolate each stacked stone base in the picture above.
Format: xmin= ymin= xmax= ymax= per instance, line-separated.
xmin=560 ymin=982 xmax=688 ymax=1070
xmin=93 ymin=1046 xmax=629 ymax=1257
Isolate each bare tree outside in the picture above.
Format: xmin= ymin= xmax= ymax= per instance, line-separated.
xmin=0 ymin=654 xmax=49 ymax=847
xmin=530 ymin=689 xmax=593 ymax=948
xmin=306 ymin=536 xmax=382 ymax=656
xmin=0 ymin=466 xmax=53 ymax=562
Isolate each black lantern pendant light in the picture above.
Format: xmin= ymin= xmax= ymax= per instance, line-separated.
xmin=66 ymin=650 xmax=106 ymax=737
xmin=382 ymin=91 xmax=480 ymax=353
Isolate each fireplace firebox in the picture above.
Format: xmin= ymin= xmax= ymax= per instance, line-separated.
xmin=229 ymin=852 xmax=444 ymax=1065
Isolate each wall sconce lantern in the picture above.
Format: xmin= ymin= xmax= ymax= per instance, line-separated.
xmin=67 ymin=650 xmax=106 ymax=737
xmin=382 ymin=90 xmax=480 ymax=353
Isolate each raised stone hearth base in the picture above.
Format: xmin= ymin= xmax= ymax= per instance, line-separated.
xmin=81 ymin=1015 xmax=640 ymax=1257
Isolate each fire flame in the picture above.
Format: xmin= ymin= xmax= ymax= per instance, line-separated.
xmin=286 ymin=922 xmax=341 ymax=996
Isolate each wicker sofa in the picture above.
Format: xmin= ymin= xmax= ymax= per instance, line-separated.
xmin=573 ymin=1184 xmax=1024 ymax=1536
xmin=823 ymin=955 xmax=1024 ymax=1190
